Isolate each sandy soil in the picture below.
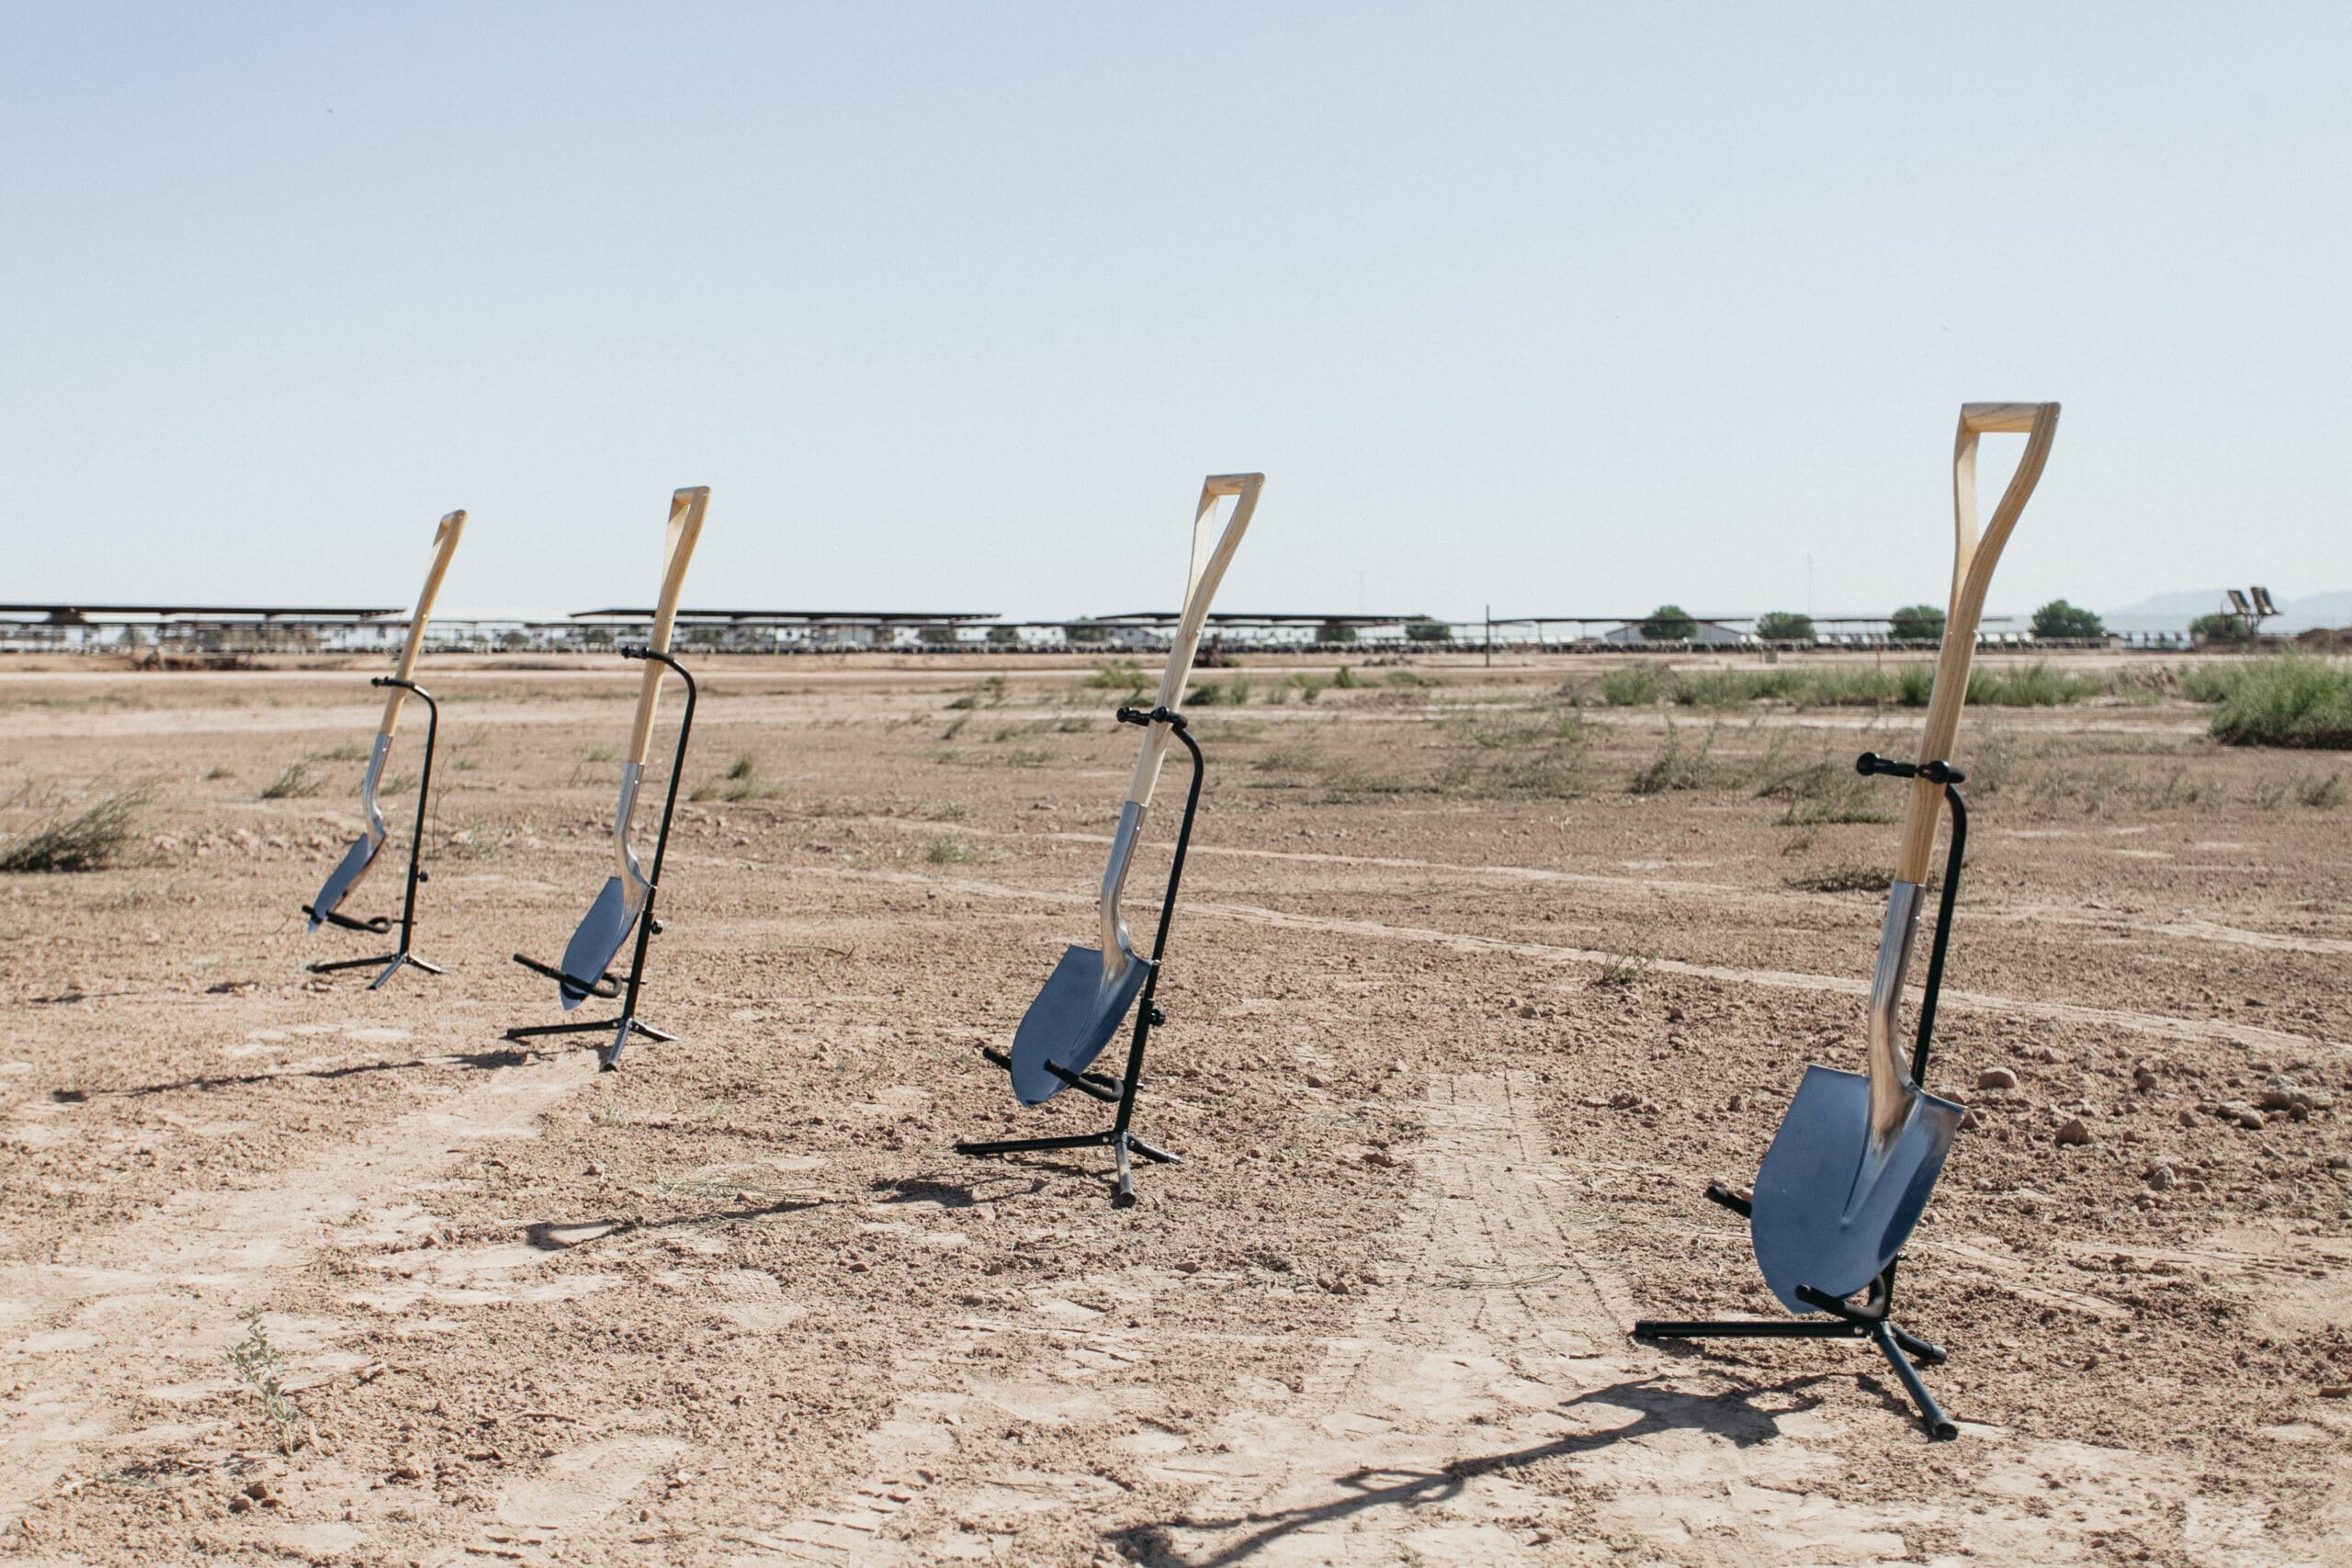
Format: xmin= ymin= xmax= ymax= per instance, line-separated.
xmin=2 ymin=652 xmax=2347 ymax=1566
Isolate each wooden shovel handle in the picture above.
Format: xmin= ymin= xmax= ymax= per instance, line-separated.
xmin=379 ymin=510 xmax=466 ymax=737
xmin=626 ymin=487 xmax=710 ymax=767
xmin=1894 ymin=403 xmax=2060 ymax=882
xmin=1124 ymin=474 xmax=1263 ymax=807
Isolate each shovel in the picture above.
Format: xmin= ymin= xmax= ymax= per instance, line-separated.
xmin=307 ymin=510 xmax=467 ymax=932
xmin=1750 ymin=403 xmax=2060 ymax=1312
xmin=1007 ymin=474 xmax=1263 ymax=1106
xmin=554 ymin=486 xmax=709 ymax=1007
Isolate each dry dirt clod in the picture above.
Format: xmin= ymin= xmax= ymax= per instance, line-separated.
xmin=2145 ymin=1164 xmax=2176 ymax=1190
xmin=2055 ymin=1119 xmax=2092 ymax=1147
xmin=1978 ymin=1067 xmax=2018 ymax=1091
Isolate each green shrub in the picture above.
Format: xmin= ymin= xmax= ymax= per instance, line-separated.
xmin=1672 ymin=670 xmax=1804 ymax=707
xmin=1600 ymin=667 xmax=1663 ymax=705
xmin=1405 ymin=618 xmax=1453 ymax=643
xmin=1332 ymin=666 xmax=1361 ymax=689
xmin=1968 ymin=661 xmax=2101 ymax=706
xmin=1756 ymin=611 xmax=1815 ymax=643
xmin=2200 ymin=657 xmax=2352 ymax=748
xmin=1088 ymin=659 xmax=1150 ymax=693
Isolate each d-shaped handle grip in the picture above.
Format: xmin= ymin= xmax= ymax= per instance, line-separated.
xmin=1959 ymin=402 xmax=2051 ymax=434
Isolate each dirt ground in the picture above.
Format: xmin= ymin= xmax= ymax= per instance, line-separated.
xmin=2 ymin=650 xmax=2347 ymax=1567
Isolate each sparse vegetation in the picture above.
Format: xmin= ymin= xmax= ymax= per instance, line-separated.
xmin=224 ymin=1307 xmax=302 ymax=1455
xmin=1593 ymin=946 xmax=1657 ymax=987
xmin=1626 ymin=661 xmax=2121 ymax=711
xmin=1628 ymin=721 xmax=1715 ymax=795
xmin=924 ymin=837 xmax=973 ymax=864
xmin=1785 ymin=862 xmax=1892 ymax=893
xmin=1332 ymin=666 xmax=1362 ymax=689
xmin=1088 ymin=659 xmax=1151 ymax=694
xmin=694 ymin=753 xmax=781 ymax=801
xmin=260 ymin=760 xmax=324 ymax=799
xmin=1755 ymin=748 xmax=1896 ymax=826
xmin=0 ymin=782 xmax=154 ymax=873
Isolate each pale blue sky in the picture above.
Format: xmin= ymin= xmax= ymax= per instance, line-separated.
xmin=5 ymin=4 xmax=2346 ymax=622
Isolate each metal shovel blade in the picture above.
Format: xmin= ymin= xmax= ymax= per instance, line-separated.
xmin=1007 ymin=945 xmax=1150 ymax=1107
xmin=557 ymin=874 xmax=643 ymax=1010
xmin=306 ymin=830 xmax=383 ymax=932
xmin=1750 ymin=1064 xmax=1962 ymax=1313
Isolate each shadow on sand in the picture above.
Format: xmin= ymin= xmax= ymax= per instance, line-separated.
xmin=1111 ymin=1371 xmax=1831 ymax=1567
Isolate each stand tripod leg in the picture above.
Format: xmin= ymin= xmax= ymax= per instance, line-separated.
xmin=1125 ymin=1134 xmax=1180 ymax=1165
xmin=1891 ymin=1325 xmax=1947 ymax=1365
xmin=1112 ymin=1133 xmax=1136 ymax=1207
xmin=955 ymin=1130 xmax=1115 ymax=1158
xmin=1871 ymin=1322 xmax=1959 ymax=1439
xmin=308 ymin=953 xmax=393 ymax=976
xmin=368 ymin=952 xmax=445 ymax=991
xmin=600 ymin=1016 xmax=677 ymax=1072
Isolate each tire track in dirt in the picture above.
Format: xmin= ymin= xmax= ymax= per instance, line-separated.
xmin=1127 ymin=1074 xmax=2285 ymax=1567
xmin=0 ymin=1051 xmax=592 ymax=1531
xmin=806 ymin=864 xmax=2342 ymax=1058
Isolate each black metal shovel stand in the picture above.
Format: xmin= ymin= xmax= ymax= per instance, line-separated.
xmin=1634 ymin=752 xmax=1971 ymax=1440
xmin=957 ymin=705 xmax=1204 ymax=1207
xmin=304 ymin=677 xmax=445 ymax=990
xmin=506 ymin=647 xmax=695 ymax=1071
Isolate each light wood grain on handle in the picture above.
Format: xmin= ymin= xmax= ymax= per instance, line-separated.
xmin=1894 ymin=403 xmax=2060 ymax=882
xmin=379 ymin=510 xmax=466 ymax=738
xmin=1124 ymin=473 xmax=1264 ymax=808
xmin=626 ymin=487 xmax=710 ymax=767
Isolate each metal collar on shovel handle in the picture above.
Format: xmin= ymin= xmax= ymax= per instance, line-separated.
xmin=557 ymin=487 xmax=709 ymax=1008
xmin=1009 ymin=473 xmax=1263 ymax=1105
xmin=308 ymin=510 xmax=466 ymax=932
xmin=1752 ymin=403 xmax=2059 ymax=1312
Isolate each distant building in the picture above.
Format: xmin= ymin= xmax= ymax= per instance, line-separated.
xmin=1602 ymin=620 xmax=1751 ymax=648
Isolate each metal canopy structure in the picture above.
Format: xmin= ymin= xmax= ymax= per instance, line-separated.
xmin=0 ymin=602 xmax=398 ymax=625
xmin=571 ymin=607 xmax=997 ymax=625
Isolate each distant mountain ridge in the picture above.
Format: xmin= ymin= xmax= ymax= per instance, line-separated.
xmin=2100 ymin=589 xmax=2352 ymax=634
